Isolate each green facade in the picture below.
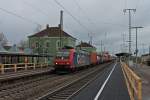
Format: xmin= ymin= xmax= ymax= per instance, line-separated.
xmin=28 ymin=36 xmax=75 ymax=65
xmin=28 ymin=25 xmax=76 ymax=65
xmin=28 ymin=36 xmax=76 ymax=56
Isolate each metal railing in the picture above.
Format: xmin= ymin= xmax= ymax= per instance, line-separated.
xmin=0 ymin=63 xmax=49 ymax=74
xmin=121 ymin=62 xmax=142 ymax=100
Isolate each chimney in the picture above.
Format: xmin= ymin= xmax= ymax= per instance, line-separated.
xmin=46 ymin=24 xmax=49 ymax=29
xmin=58 ymin=24 xmax=61 ymax=29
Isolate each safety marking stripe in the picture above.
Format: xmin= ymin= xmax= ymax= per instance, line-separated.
xmin=94 ymin=63 xmax=117 ymax=100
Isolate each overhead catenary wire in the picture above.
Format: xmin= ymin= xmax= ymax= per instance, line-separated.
xmin=124 ymin=0 xmax=127 ymax=9
xmin=52 ymin=0 xmax=92 ymax=33
xmin=77 ymin=0 xmax=128 ymax=30
xmin=73 ymin=0 xmax=97 ymax=41
xmin=48 ymin=0 xmax=127 ymax=36
xmin=73 ymin=0 xmax=96 ymax=26
xmin=97 ymin=21 xmax=127 ymax=27
xmin=23 ymin=1 xmax=50 ymax=18
xmin=135 ymin=0 xmax=141 ymax=10
xmin=0 ymin=7 xmax=41 ymax=26
xmin=73 ymin=0 xmax=127 ymax=29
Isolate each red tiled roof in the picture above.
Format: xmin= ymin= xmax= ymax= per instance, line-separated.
xmin=76 ymin=42 xmax=95 ymax=48
xmin=28 ymin=26 xmax=76 ymax=39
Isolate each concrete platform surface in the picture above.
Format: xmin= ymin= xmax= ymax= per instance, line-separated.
xmin=71 ymin=63 xmax=130 ymax=100
xmin=132 ymin=64 xmax=150 ymax=100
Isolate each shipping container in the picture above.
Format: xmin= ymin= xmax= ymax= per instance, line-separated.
xmin=90 ymin=52 xmax=97 ymax=65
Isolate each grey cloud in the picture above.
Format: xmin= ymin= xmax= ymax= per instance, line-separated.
xmin=0 ymin=0 xmax=150 ymax=55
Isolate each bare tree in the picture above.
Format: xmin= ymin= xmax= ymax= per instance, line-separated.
xmin=18 ymin=40 xmax=28 ymax=49
xmin=0 ymin=33 xmax=8 ymax=46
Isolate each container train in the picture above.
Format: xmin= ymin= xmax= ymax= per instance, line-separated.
xmin=53 ymin=48 xmax=111 ymax=73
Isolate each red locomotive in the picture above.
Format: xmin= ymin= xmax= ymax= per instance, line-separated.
xmin=54 ymin=48 xmax=111 ymax=73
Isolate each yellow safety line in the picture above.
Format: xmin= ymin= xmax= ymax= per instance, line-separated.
xmin=121 ymin=62 xmax=142 ymax=100
xmin=121 ymin=63 xmax=134 ymax=100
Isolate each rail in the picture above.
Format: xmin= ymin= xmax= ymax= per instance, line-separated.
xmin=0 ymin=63 xmax=50 ymax=74
xmin=121 ymin=62 xmax=142 ymax=100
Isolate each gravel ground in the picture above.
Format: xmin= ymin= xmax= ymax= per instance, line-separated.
xmin=131 ymin=64 xmax=150 ymax=100
xmin=0 ymin=63 xmax=112 ymax=100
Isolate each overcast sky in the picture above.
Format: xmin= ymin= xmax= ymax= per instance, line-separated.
xmin=0 ymin=0 xmax=150 ymax=55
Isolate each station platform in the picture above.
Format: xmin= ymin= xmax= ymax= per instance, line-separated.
xmin=71 ymin=63 xmax=130 ymax=100
xmin=97 ymin=63 xmax=130 ymax=100
xmin=131 ymin=64 xmax=150 ymax=100
xmin=0 ymin=67 xmax=54 ymax=82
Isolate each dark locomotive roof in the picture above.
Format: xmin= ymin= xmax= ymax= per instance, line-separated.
xmin=76 ymin=42 xmax=96 ymax=48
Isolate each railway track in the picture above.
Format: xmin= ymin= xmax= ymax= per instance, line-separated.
xmin=0 ymin=68 xmax=53 ymax=82
xmin=38 ymin=63 xmax=112 ymax=100
xmin=0 ymin=63 xmax=112 ymax=100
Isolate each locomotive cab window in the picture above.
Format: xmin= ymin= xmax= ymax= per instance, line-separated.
xmin=56 ymin=51 xmax=70 ymax=59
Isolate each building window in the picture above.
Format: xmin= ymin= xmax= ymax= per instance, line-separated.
xmin=35 ymin=42 xmax=39 ymax=48
xmin=45 ymin=42 xmax=49 ymax=48
xmin=56 ymin=40 xmax=60 ymax=50
xmin=31 ymin=43 xmax=35 ymax=48
xmin=58 ymin=42 xmax=60 ymax=47
xmin=45 ymin=49 xmax=48 ymax=53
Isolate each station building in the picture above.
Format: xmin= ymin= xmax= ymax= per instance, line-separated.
xmin=28 ymin=24 xmax=76 ymax=56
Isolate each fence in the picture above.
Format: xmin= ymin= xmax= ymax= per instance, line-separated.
xmin=0 ymin=63 xmax=49 ymax=74
xmin=121 ymin=62 xmax=142 ymax=100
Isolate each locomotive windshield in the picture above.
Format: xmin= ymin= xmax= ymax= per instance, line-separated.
xmin=56 ymin=51 xmax=70 ymax=59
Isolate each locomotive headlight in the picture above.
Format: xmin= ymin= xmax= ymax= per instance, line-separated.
xmin=66 ymin=62 xmax=70 ymax=65
xmin=55 ymin=62 xmax=58 ymax=65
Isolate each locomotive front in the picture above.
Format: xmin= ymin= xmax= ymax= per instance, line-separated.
xmin=54 ymin=49 xmax=74 ymax=73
